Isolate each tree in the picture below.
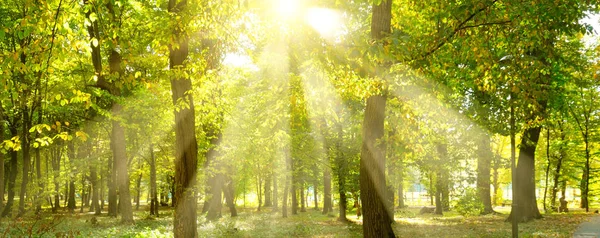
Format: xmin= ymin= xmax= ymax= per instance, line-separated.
xmin=169 ymin=0 xmax=199 ymax=236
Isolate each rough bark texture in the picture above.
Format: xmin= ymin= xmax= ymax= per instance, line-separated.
xmin=477 ymin=132 xmax=494 ymax=214
xmin=508 ymin=126 xmax=543 ymax=222
xmin=169 ymin=0 xmax=198 ymax=236
xmin=360 ymin=94 xmax=395 ymax=238
xmin=360 ymin=1 xmax=394 ymax=236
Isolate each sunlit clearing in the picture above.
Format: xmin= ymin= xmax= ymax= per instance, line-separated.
xmin=276 ymin=0 xmax=300 ymax=18
xmin=306 ymin=8 xmax=343 ymax=41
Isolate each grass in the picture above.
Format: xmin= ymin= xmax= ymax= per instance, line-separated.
xmin=0 ymin=205 xmax=596 ymax=237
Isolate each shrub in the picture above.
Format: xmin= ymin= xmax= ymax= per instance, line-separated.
xmin=454 ymin=188 xmax=484 ymax=216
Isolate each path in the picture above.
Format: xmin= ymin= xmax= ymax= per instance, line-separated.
xmin=573 ymin=215 xmax=600 ymax=238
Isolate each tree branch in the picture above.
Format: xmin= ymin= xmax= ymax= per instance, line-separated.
xmin=418 ymin=0 xmax=500 ymax=60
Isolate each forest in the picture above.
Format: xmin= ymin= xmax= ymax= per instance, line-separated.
xmin=1 ymin=0 xmax=600 ymax=237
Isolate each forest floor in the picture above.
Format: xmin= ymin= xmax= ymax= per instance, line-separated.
xmin=0 ymin=205 xmax=597 ymax=237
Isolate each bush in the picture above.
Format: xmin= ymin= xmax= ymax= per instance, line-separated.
xmin=454 ymin=188 xmax=484 ymax=216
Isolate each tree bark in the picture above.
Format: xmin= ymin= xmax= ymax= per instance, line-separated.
xmin=477 ymin=132 xmax=494 ymax=214
xmin=360 ymin=0 xmax=395 ymax=236
xmin=300 ymin=182 xmax=306 ymax=212
xmin=169 ymin=0 xmax=198 ymax=236
xmin=508 ymin=126 xmax=543 ymax=222
xmin=67 ymin=141 xmax=76 ymax=213
xmin=360 ymin=94 xmax=395 ymax=238
xmin=1 ymin=148 xmax=17 ymax=218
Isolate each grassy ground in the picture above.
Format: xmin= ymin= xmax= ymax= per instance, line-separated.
xmin=0 ymin=206 xmax=596 ymax=237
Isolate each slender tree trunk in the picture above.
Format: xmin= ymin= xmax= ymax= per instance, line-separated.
xmin=580 ymin=131 xmax=590 ymax=212
xmin=90 ymin=165 xmax=100 ymax=215
xmin=291 ymin=176 xmax=298 ymax=215
xmin=0 ymin=117 xmax=4 ymax=214
xmin=264 ymin=173 xmax=272 ymax=207
xmin=550 ymin=128 xmax=565 ymax=211
xmin=136 ymin=172 xmax=142 ymax=210
xmin=67 ymin=141 xmax=76 ymax=213
xmin=397 ymin=158 xmax=404 ymax=208
xmin=273 ymin=173 xmax=278 ymax=212
xmin=300 ymin=182 xmax=306 ymax=212
xmin=322 ymin=168 xmax=332 ymax=214
xmin=19 ymin=107 xmax=31 ymax=216
xmin=282 ymin=152 xmax=291 ymax=218
xmin=338 ymin=188 xmax=348 ymax=222
xmin=543 ymin=129 xmax=550 ymax=212
xmin=169 ymin=1 xmax=198 ymax=236
xmin=313 ymin=177 xmax=318 ymax=210
xmin=150 ymin=144 xmax=158 ymax=216
xmin=1 ymin=148 xmax=17 ymax=217
xmin=477 ymin=132 xmax=494 ymax=214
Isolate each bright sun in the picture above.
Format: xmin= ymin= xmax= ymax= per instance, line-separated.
xmin=306 ymin=8 xmax=343 ymax=40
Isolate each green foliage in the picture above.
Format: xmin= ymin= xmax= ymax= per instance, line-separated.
xmin=453 ymin=188 xmax=484 ymax=217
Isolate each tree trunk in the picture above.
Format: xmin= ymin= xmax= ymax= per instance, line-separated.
xmin=1 ymin=148 xmax=17 ymax=217
xmin=206 ymin=174 xmax=223 ymax=220
xmin=136 ymin=172 xmax=142 ymax=210
xmin=224 ymin=175 xmax=237 ymax=217
xmin=283 ymin=151 xmax=291 ymax=218
xmin=359 ymin=94 xmax=395 ymax=237
xmin=397 ymin=158 xmax=405 ymax=208
xmin=150 ymin=144 xmax=159 ymax=216
xmin=291 ymin=177 xmax=298 ymax=215
xmin=550 ymin=128 xmax=565 ymax=212
xmin=508 ymin=126 xmax=543 ymax=222
xmin=169 ymin=0 xmax=199 ymax=236
xmin=273 ymin=173 xmax=278 ymax=212
xmin=477 ymin=132 xmax=494 ymax=214
xmin=264 ymin=173 xmax=272 ymax=207
xmin=300 ymin=182 xmax=306 ymax=212
xmin=543 ymin=129 xmax=550 ymax=212
xmin=434 ymin=172 xmax=443 ymax=215
xmin=580 ymin=130 xmax=590 ymax=212
xmin=19 ymin=107 xmax=31 ymax=216
xmin=90 ymin=165 xmax=100 ymax=215
xmin=0 ymin=117 xmax=4 ymax=214
xmin=67 ymin=141 xmax=76 ymax=213
xmin=322 ymin=168 xmax=332 ymax=214
xmin=338 ymin=188 xmax=348 ymax=222
xmin=313 ymin=176 xmax=318 ymax=210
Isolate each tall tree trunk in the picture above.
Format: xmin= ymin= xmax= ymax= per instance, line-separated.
xmin=543 ymin=129 xmax=551 ymax=212
xmin=313 ymin=176 xmax=318 ymax=210
xmin=580 ymin=130 xmax=590 ymax=212
xmin=360 ymin=93 xmax=395 ymax=237
xmin=136 ymin=172 xmax=142 ymax=210
xmin=509 ymin=126 xmax=543 ymax=222
xmin=291 ymin=176 xmax=298 ymax=215
xmin=550 ymin=127 xmax=565 ymax=212
xmin=322 ymin=168 xmax=332 ymax=214
xmin=300 ymin=182 xmax=306 ymax=212
xmin=1 ymin=147 xmax=17 ymax=217
xmin=264 ymin=173 xmax=272 ymax=207
xmin=273 ymin=173 xmax=278 ymax=212
xmin=397 ymin=158 xmax=405 ymax=208
xmin=150 ymin=144 xmax=159 ymax=216
xmin=19 ymin=107 xmax=31 ymax=216
xmin=67 ymin=141 xmax=76 ymax=213
xmin=282 ymin=152 xmax=291 ymax=218
xmin=206 ymin=133 xmax=224 ymax=220
xmin=90 ymin=165 xmax=100 ymax=215
xmin=169 ymin=0 xmax=198 ymax=236
xmin=360 ymin=0 xmax=395 ymax=235
xmin=477 ymin=132 xmax=494 ymax=214
xmin=0 ymin=113 xmax=4 ymax=214
xmin=434 ymin=172 xmax=443 ymax=215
